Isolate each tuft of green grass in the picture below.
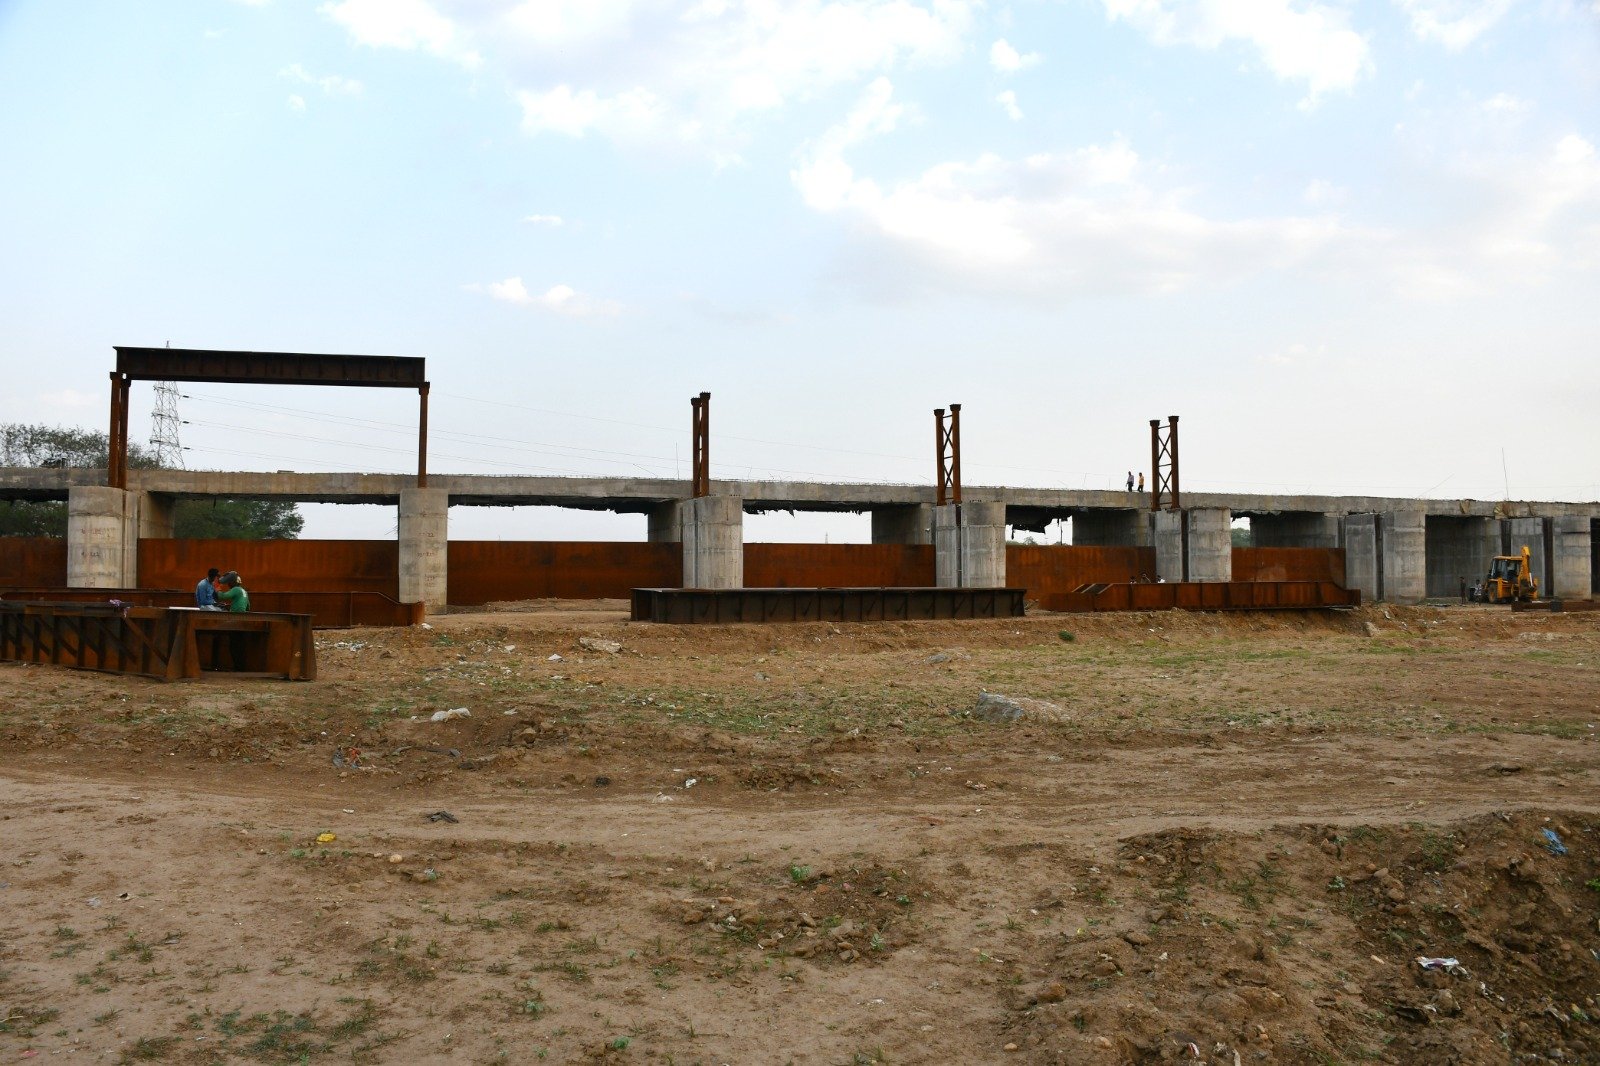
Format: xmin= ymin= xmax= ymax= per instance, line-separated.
xmin=1058 ymin=631 xmax=1076 ymax=642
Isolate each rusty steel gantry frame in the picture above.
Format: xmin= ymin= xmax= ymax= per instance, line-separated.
xmin=934 ymin=404 xmax=962 ymax=506
xmin=106 ymin=348 xmax=430 ymax=490
xmin=1149 ymin=414 xmax=1179 ymax=512
xmin=689 ymin=391 xmax=711 ymax=498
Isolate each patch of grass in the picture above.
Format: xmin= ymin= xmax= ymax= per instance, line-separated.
xmin=120 ymin=1036 xmax=178 ymax=1062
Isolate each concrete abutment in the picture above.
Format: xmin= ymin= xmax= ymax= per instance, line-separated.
xmin=870 ymin=504 xmax=933 ymax=545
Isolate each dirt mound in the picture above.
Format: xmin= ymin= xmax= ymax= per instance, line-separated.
xmin=1004 ymin=813 xmax=1600 ymax=1063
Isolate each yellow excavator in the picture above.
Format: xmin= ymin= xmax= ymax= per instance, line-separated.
xmin=1473 ymin=546 xmax=1539 ymax=604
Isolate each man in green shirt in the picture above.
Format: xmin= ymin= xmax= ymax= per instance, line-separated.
xmin=217 ymin=571 xmax=250 ymax=612
xmin=216 ymin=571 xmax=251 ymax=670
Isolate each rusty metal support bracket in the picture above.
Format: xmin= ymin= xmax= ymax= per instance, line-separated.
xmin=935 ymin=404 xmax=962 ymax=506
xmin=1149 ymin=415 xmax=1179 ymax=512
xmin=107 ymin=372 xmax=131 ymax=490
xmin=690 ymin=391 xmax=711 ymax=498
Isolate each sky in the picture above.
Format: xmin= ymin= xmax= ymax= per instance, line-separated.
xmin=0 ymin=0 xmax=1596 ymax=541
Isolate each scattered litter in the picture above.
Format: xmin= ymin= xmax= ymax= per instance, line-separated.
xmin=504 ymin=644 xmax=516 ymax=652
xmin=341 ymin=809 xmax=355 ymax=814
xmin=425 ymin=811 xmax=458 ymax=824
xmin=1416 ymin=956 xmax=1469 ymax=976
xmin=502 ymin=709 xmax=518 ymax=716
xmin=548 ymin=653 xmax=564 ymax=662
xmin=316 ymin=832 xmax=337 ymax=844
xmin=332 ymin=747 xmax=361 ymax=769
xmin=86 ymin=897 xmax=102 ymax=908
xmin=1541 ymin=828 xmax=1568 ymax=856
xmin=431 ymin=707 xmax=471 ymax=722
xmin=419 ymin=622 xmax=432 ymax=630
xmin=594 ymin=776 xmax=611 ymax=787
xmin=388 ymin=853 xmax=404 ymax=864
xmin=117 ymin=892 xmax=130 ymax=901
xmin=683 ymin=777 xmax=698 ymax=789
xmin=578 ymin=636 xmax=622 ymax=654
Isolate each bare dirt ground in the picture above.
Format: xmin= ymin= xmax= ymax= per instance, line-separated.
xmin=2 ymin=602 xmax=1598 ymax=1065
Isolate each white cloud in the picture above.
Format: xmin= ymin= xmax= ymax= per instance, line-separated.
xmin=279 ymin=63 xmax=365 ymax=96
xmin=1099 ymin=0 xmax=1371 ymax=102
xmin=521 ymin=213 xmax=565 ymax=226
xmin=1396 ymin=0 xmax=1515 ymax=50
xmin=500 ymin=1 xmax=973 ymax=154
xmin=35 ymin=389 xmax=101 ymax=410
xmin=989 ymin=38 xmax=1039 ymax=72
xmin=995 ymin=89 xmax=1022 ymax=121
xmin=319 ymin=0 xmax=482 ymax=68
xmin=287 ymin=94 xmax=307 ymax=111
xmin=1482 ymin=91 xmax=1528 ymax=116
xmin=1302 ymin=178 xmax=1347 ymax=206
xmin=793 ymin=83 xmax=1600 ymax=303
xmin=470 ymin=277 xmax=622 ymax=316
xmin=794 ymin=79 xmax=1344 ymax=293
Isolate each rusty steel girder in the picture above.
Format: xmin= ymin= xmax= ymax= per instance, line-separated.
xmin=630 ymin=586 xmax=1025 ymax=624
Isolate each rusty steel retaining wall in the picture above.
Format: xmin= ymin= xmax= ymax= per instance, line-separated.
xmin=449 ymin=541 xmax=681 ymax=604
xmin=1006 ymin=545 xmax=1158 ymax=596
xmin=138 ymin=539 xmax=400 ymax=596
xmin=0 ymin=538 xmax=68 ymax=587
xmin=632 ymin=587 xmax=1026 ymax=624
xmin=1233 ymin=547 xmax=1345 ymax=583
xmin=744 ymin=544 xmax=935 ymax=588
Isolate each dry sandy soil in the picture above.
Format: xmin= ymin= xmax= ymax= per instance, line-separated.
xmin=1 ymin=601 xmax=1598 ymax=1065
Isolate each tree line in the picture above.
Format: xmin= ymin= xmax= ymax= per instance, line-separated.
xmin=0 ymin=423 xmax=302 ymax=539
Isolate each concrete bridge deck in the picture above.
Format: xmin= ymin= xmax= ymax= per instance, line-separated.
xmin=3 ymin=466 xmax=1596 ymax=519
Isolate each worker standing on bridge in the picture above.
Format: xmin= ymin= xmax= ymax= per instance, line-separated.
xmin=1126 ymin=471 xmax=1135 ymax=493
xmin=1137 ymin=472 xmax=1145 ymax=493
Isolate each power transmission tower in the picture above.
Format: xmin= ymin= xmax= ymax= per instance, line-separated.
xmin=150 ymin=381 xmax=185 ymax=468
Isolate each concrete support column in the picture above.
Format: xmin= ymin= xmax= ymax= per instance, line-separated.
xmin=1382 ymin=510 xmax=1427 ymax=604
xmin=398 ymin=487 xmax=449 ymax=616
xmin=680 ymin=495 xmax=744 ymax=589
xmin=934 ymin=502 xmax=1006 ymax=587
xmin=647 ymin=501 xmax=682 ymax=544
xmin=1550 ymin=517 xmax=1592 ymax=600
xmin=1187 ymin=508 xmax=1233 ymax=583
xmin=1252 ymin=512 xmax=1341 ymax=548
xmin=1424 ymin=516 xmax=1500 ymax=598
xmin=1073 ymin=509 xmax=1148 ymax=547
xmin=67 ymin=486 xmax=137 ymax=588
xmin=1342 ymin=514 xmax=1379 ymax=602
xmin=1509 ymin=517 xmax=1550 ymax=597
xmin=870 ymin=504 xmax=933 ymax=545
xmin=138 ymin=492 xmax=176 ymax=539
xmin=1151 ymin=510 xmax=1185 ymax=583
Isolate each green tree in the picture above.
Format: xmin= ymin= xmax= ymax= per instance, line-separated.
xmin=0 ymin=423 xmax=302 ymax=539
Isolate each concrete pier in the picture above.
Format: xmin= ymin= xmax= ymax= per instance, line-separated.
xmin=1072 ymin=509 xmax=1147 ymax=547
xmin=1550 ymin=517 xmax=1592 ymax=599
xmin=1425 ymin=516 xmax=1501 ymax=598
xmin=1186 ymin=508 xmax=1233 ymax=582
xmin=137 ymin=492 xmax=176 ymax=539
xmin=1508 ymin=517 xmax=1549 ymax=596
xmin=679 ymin=495 xmax=744 ymax=589
xmin=1251 ymin=512 xmax=1340 ymax=548
xmin=1341 ymin=514 xmax=1379 ymax=603
xmin=66 ymin=486 xmax=137 ymax=588
xmin=398 ymin=487 xmax=448 ymax=615
xmin=646 ymin=501 xmax=682 ymax=544
xmin=870 ymin=504 xmax=933 ymax=545
xmin=1381 ymin=511 xmax=1427 ymax=604
xmin=1151 ymin=510 xmax=1185 ymax=583
xmin=934 ymin=502 xmax=1005 ymax=588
